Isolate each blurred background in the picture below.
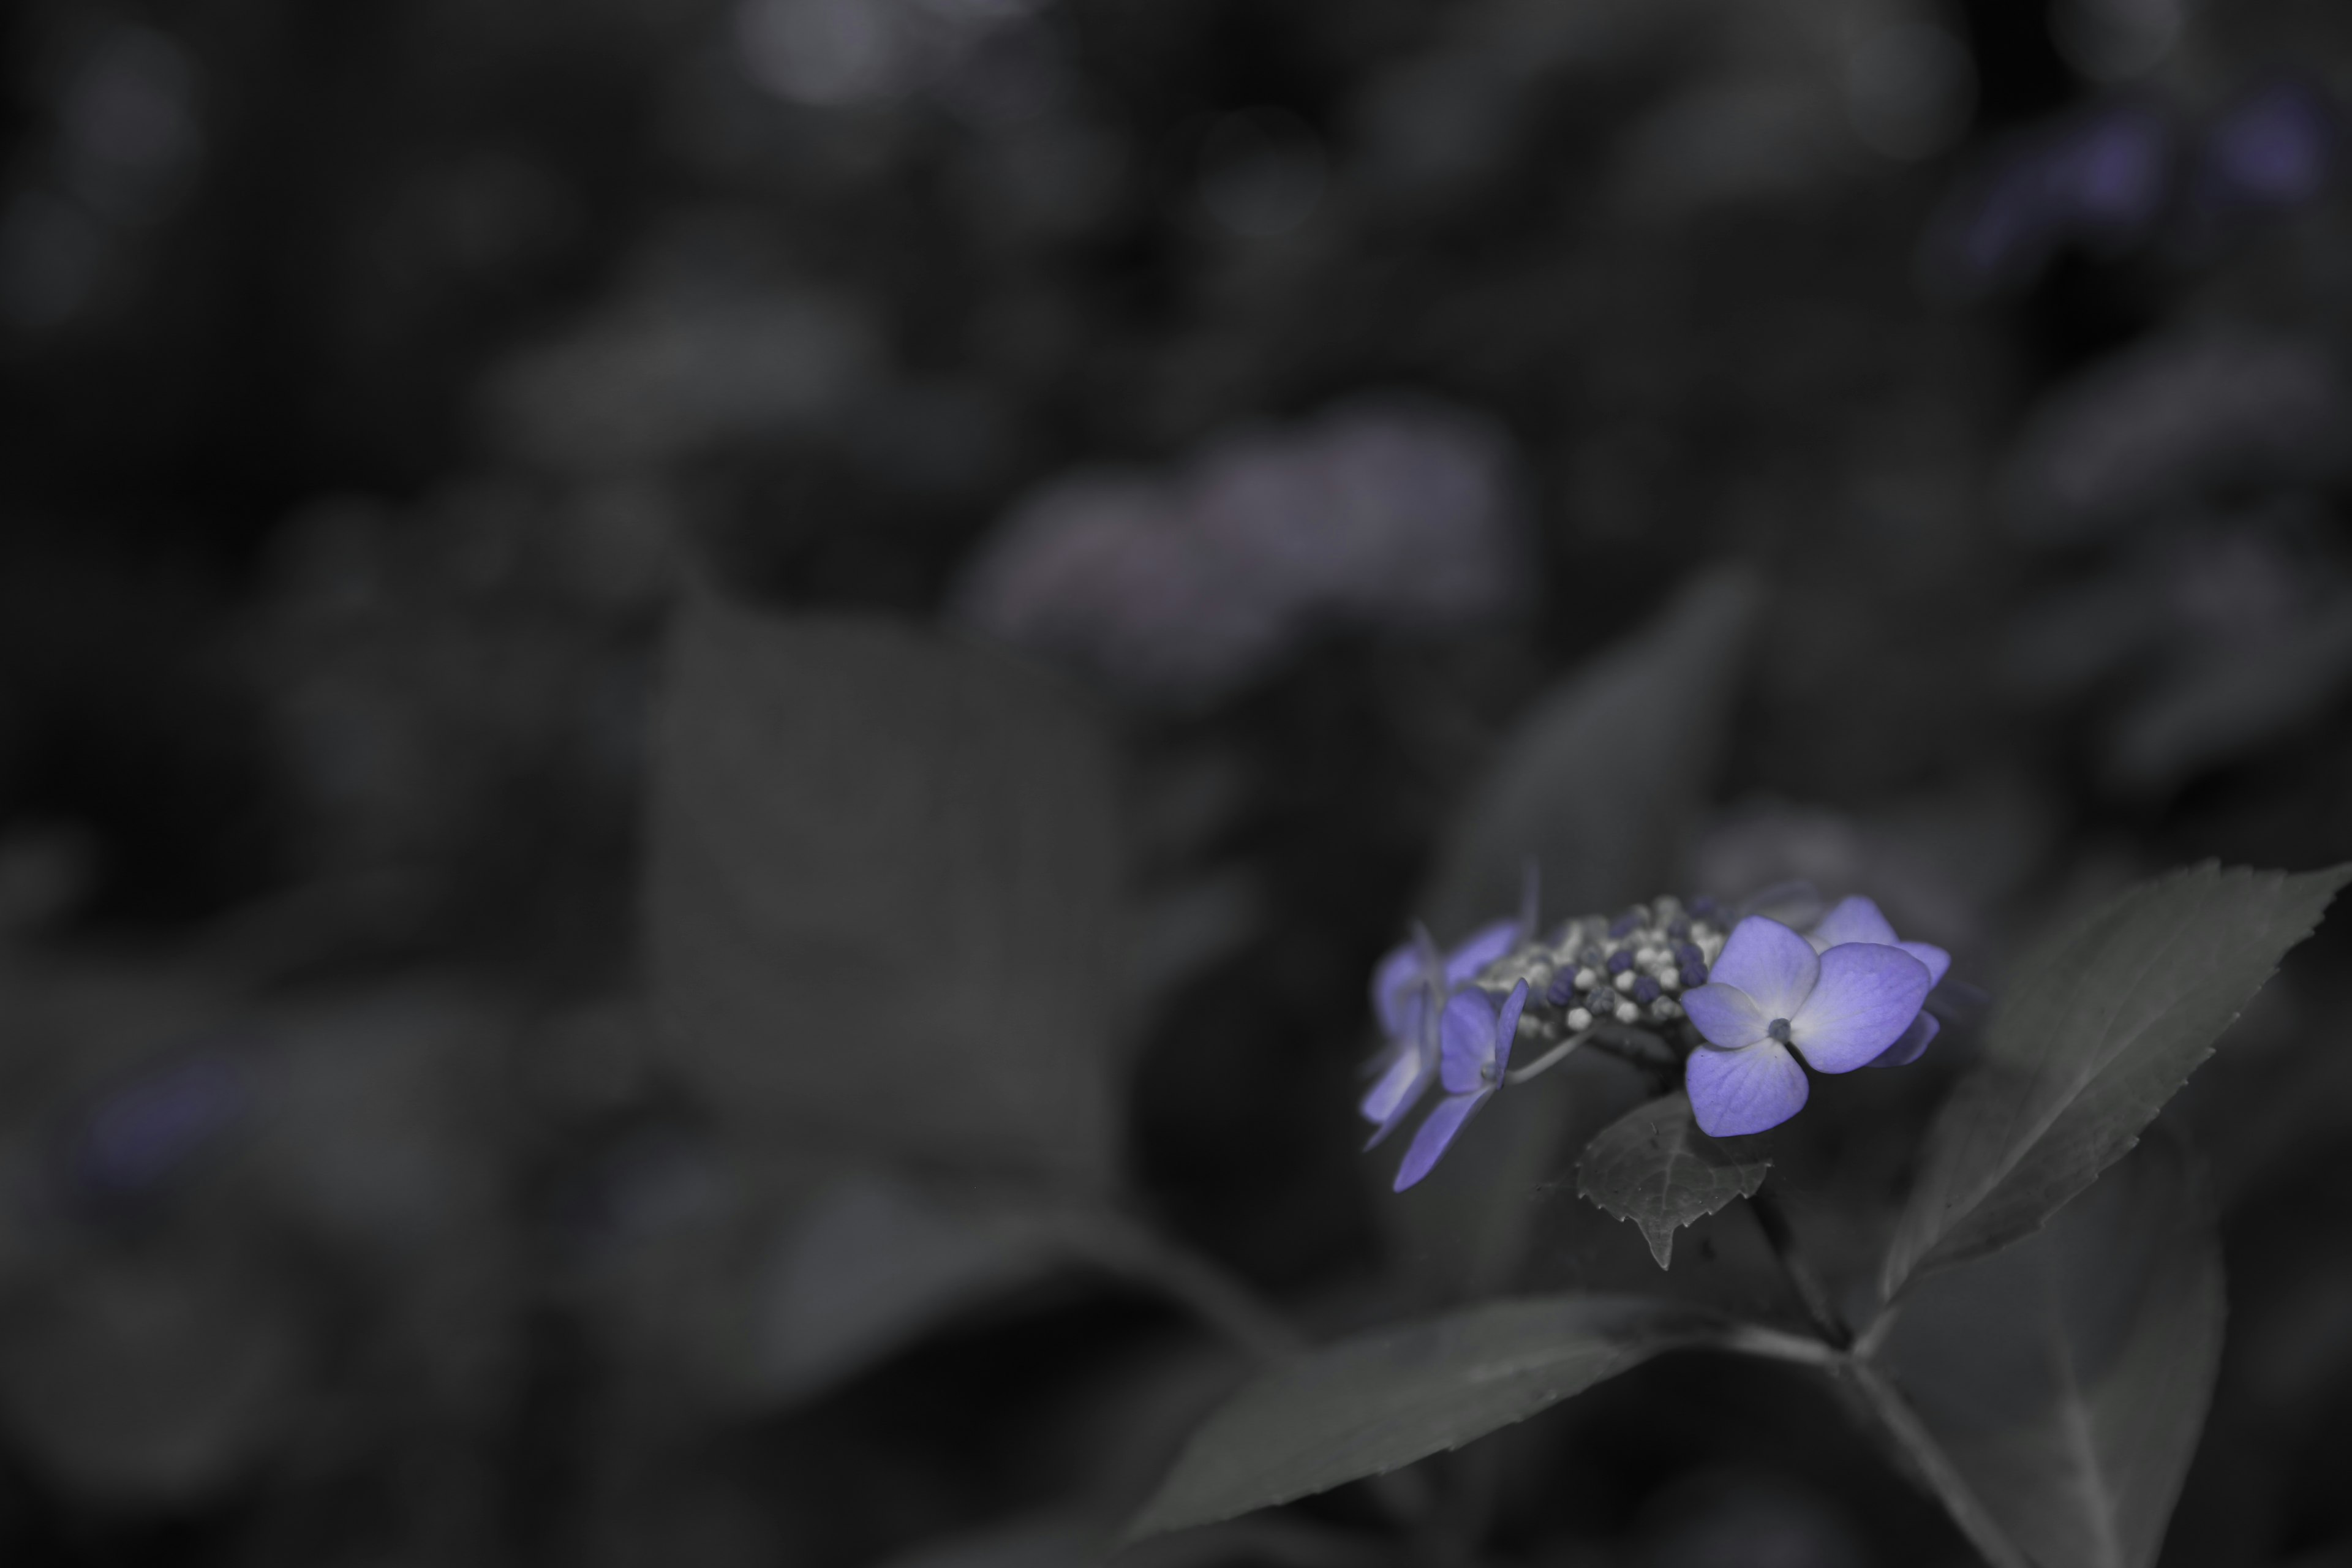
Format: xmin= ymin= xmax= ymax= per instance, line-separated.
xmin=2 ymin=0 xmax=2351 ymax=1562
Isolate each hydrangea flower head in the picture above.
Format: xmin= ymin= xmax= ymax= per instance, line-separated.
xmin=1360 ymin=897 xmax=1531 ymax=1148
xmin=1393 ymin=979 xmax=1529 ymax=1191
xmin=1679 ymin=916 xmax=1932 ymax=1137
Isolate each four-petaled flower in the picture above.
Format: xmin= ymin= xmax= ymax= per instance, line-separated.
xmin=1803 ymin=895 xmax=1950 ymax=1068
xmin=1393 ymin=980 xmax=1530 ymax=1191
xmin=1360 ymin=917 xmax=1521 ymax=1147
xmin=1680 ymin=916 xmax=1934 ymax=1137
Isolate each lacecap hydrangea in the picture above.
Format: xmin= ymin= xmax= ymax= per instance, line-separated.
xmin=1365 ymin=892 xmax=1948 ymax=1188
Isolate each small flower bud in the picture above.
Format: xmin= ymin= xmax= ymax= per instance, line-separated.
xmin=1567 ymin=1006 xmax=1593 ymax=1030
xmin=1680 ymin=962 xmax=1709 ymax=989
xmin=1545 ymin=973 xmax=1576 ymax=1006
xmin=1613 ymin=970 xmax=1637 ymax=993
xmin=1614 ymin=1000 xmax=1640 ymax=1024
xmin=1607 ymin=951 xmax=1634 ymax=975
xmin=1633 ymin=976 xmax=1660 ymax=1003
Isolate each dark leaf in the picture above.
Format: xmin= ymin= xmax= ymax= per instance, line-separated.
xmin=752 ymin=1174 xmax=1298 ymax=1405
xmin=1880 ymin=861 xmax=2347 ymax=1297
xmin=1419 ymin=567 xmax=1762 ymax=941
xmin=1871 ymin=1134 xmax=2223 ymax=1568
xmin=644 ymin=594 xmax=1126 ymax=1186
xmin=1126 ymin=1295 xmax=1733 ymax=1539
xmin=1577 ymin=1093 xmax=1770 ymax=1268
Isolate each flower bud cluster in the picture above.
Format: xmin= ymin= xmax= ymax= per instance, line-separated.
xmin=1460 ymin=896 xmax=1727 ymax=1035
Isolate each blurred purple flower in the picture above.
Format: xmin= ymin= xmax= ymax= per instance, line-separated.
xmin=1680 ymin=916 xmax=1931 ymax=1137
xmin=1923 ymin=102 xmax=2171 ymax=296
xmin=1804 ymin=895 xmax=1950 ymax=1067
xmin=951 ymin=394 xmax=1529 ymax=704
xmin=1393 ymin=979 xmax=1529 ymax=1191
xmin=1361 ymin=915 xmax=1524 ymax=1147
xmin=2193 ymin=77 xmax=2340 ymax=216
xmin=949 ymin=470 xmax=1293 ymax=698
xmin=72 ymin=1049 xmax=250 ymax=1201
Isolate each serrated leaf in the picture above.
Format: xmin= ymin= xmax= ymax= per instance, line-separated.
xmin=644 ymin=594 xmax=1126 ymax=1186
xmin=1577 ymin=1093 xmax=1770 ymax=1268
xmin=1881 ymin=861 xmax=2346 ymax=1297
xmin=1872 ymin=1134 xmax=2223 ymax=1568
xmin=1127 ymin=1295 xmax=1733 ymax=1540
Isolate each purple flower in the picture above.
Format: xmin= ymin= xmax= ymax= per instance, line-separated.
xmin=2196 ymin=78 xmax=2339 ymax=214
xmin=1393 ymin=979 xmax=1529 ymax=1191
xmin=1924 ymin=103 xmax=2171 ymax=296
xmin=72 ymin=1049 xmax=250 ymax=1201
xmin=1679 ymin=917 xmax=1932 ymax=1137
xmin=1804 ymin=895 xmax=1951 ymax=1068
xmin=1360 ymin=916 xmax=1523 ymax=1147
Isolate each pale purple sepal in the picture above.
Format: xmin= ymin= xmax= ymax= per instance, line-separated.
xmin=1681 ymin=982 xmax=1768 ymax=1051
xmin=1706 ymin=916 xmax=1819 ymax=1020
xmin=1788 ymin=944 xmax=1934 ymax=1073
xmin=1869 ymin=1009 xmax=1940 ymax=1069
xmin=1686 ymin=1042 xmax=1809 ymax=1138
xmin=1393 ymin=1089 xmax=1490 ymax=1190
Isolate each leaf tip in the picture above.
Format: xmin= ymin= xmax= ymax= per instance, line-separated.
xmin=1636 ymin=1219 xmax=1675 ymax=1269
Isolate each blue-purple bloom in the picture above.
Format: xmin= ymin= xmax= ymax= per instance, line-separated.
xmin=2193 ymin=77 xmax=2339 ymax=216
xmin=1925 ymin=102 xmax=2172 ymax=296
xmin=1393 ymin=979 xmax=1529 ymax=1191
xmin=71 ymin=1049 xmax=251 ymax=1202
xmin=1360 ymin=917 xmax=1520 ymax=1147
xmin=1680 ymin=916 xmax=1932 ymax=1137
xmin=1804 ymin=895 xmax=1950 ymax=1068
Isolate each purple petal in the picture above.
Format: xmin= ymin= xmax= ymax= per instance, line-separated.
xmin=1493 ymin=979 xmax=1529 ymax=1074
xmin=1898 ymin=940 xmax=1951 ymax=989
xmin=1685 ymin=1041 xmax=1809 ymax=1137
xmin=1789 ymin=944 xmax=1933 ymax=1073
xmin=1706 ymin=917 xmax=1820 ymax=1020
xmin=1438 ymin=989 xmax=1496 ymax=1094
xmin=1868 ymin=1009 xmax=1940 ymax=1069
xmin=1443 ymin=919 xmax=1520 ymax=987
xmin=1359 ymin=1039 xmax=1433 ymax=1146
xmin=1370 ymin=942 xmax=1427 ymax=1038
xmin=1393 ymin=1090 xmax=1490 ymax=1191
xmin=1806 ymin=895 xmax=1899 ymax=952
xmin=1680 ymin=982 xmax=1768 ymax=1051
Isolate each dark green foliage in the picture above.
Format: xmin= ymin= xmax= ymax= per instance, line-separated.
xmin=1577 ymin=1092 xmax=1771 ymax=1268
xmin=1128 ymin=1295 xmax=1740 ymax=1539
xmin=1871 ymin=1135 xmax=2224 ymax=1568
xmin=1882 ymin=862 xmax=2348 ymax=1297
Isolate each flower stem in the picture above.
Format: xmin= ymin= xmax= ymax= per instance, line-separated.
xmin=1503 ymin=1030 xmax=1589 ymax=1084
xmin=1745 ymin=1186 xmax=1852 ymax=1350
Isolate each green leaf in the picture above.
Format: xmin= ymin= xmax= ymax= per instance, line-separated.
xmin=644 ymin=594 xmax=1126 ymax=1186
xmin=1880 ymin=861 xmax=2347 ymax=1298
xmin=1126 ymin=1295 xmax=1734 ymax=1540
xmin=1577 ymin=1093 xmax=1771 ymax=1268
xmin=1869 ymin=1134 xmax=2223 ymax=1568
xmin=752 ymin=1174 xmax=1298 ymax=1404
xmin=1419 ymin=567 xmax=1762 ymax=941
xmin=1383 ymin=569 xmax=1762 ymax=1300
